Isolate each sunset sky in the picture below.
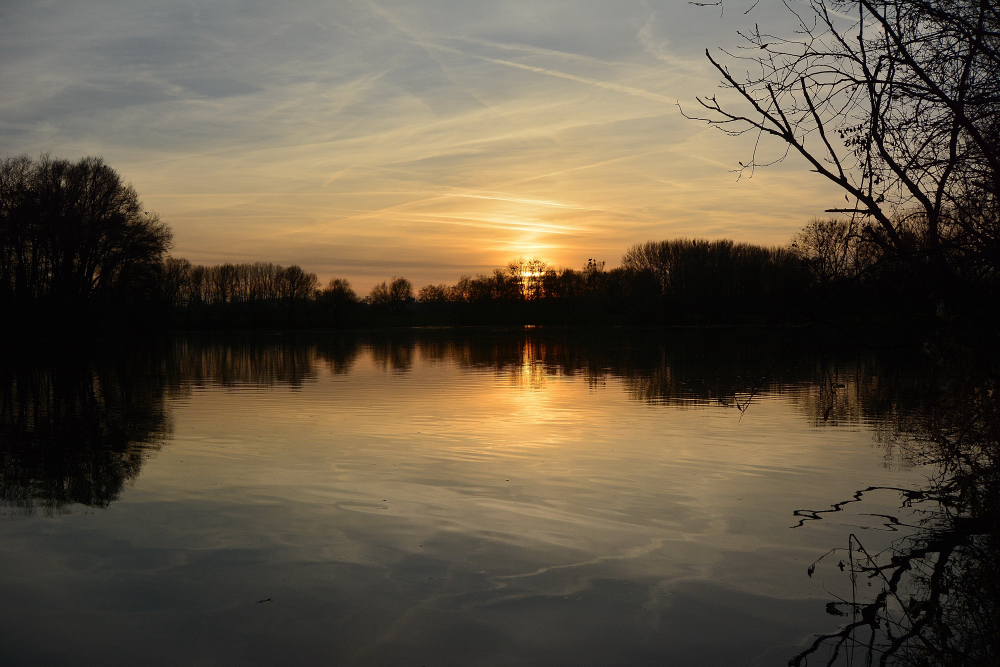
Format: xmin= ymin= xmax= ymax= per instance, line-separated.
xmin=1 ymin=0 xmax=841 ymax=291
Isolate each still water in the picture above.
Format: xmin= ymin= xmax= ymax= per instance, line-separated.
xmin=0 ymin=329 xmax=938 ymax=665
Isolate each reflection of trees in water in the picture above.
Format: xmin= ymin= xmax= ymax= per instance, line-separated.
xmin=377 ymin=328 xmax=998 ymax=663
xmin=0 ymin=330 xmax=958 ymax=515
xmin=0 ymin=348 xmax=170 ymax=513
xmin=7 ymin=326 xmax=997 ymax=667
xmin=436 ymin=334 xmax=560 ymax=389
xmin=785 ymin=351 xmax=944 ymax=433
xmin=614 ymin=335 xmax=802 ymax=406
xmin=366 ymin=333 xmax=414 ymax=373
xmin=790 ymin=349 xmax=1000 ymax=666
xmin=166 ymin=335 xmax=363 ymax=393
xmin=168 ymin=336 xmax=320 ymax=390
xmin=315 ymin=336 xmax=360 ymax=376
xmin=0 ymin=335 xmax=363 ymax=513
xmin=400 ymin=328 xmax=881 ymax=406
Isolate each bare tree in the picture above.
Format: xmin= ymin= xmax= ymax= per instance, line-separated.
xmin=416 ymin=283 xmax=450 ymax=303
xmin=321 ymin=277 xmax=357 ymax=303
xmin=161 ymin=257 xmax=193 ymax=308
xmin=790 ymin=217 xmax=881 ymax=285
xmin=505 ymin=257 xmax=548 ymax=300
xmin=276 ymin=265 xmax=319 ymax=301
xmin=369 ymin=277 xmax=412 ymax=314
xmin=622 ymin=238 xmax=802 ymax=298
xmin=0 ymin=155 xmax=172 ymax=305
xmin=387 ymin=276 xmax=413 ymax=304
xmin=692 ymin=0 xmax=1000 ymax=284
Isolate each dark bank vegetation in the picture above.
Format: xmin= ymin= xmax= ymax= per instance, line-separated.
xmin=383 ymin=243 xmax=811 ymax=327
xmin=692 ymin=0 xmax=1000 ymax=326
xmin=0 ymin=154 xmax=172 ymax=328
xmin=1 ymin=152 xmax=997 ymax=335
xmin=690 ymin=1 xmax=1000 ymax=659
xmin=154 ymin=229 xmax=995 ymax=331
xmin=0 ymin=156 xmax=994 ymax=335
xmin=159 ymin=258 xmax=321 ymax=328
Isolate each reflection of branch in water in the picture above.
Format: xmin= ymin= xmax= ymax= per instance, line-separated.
xmin=790 ymin=341 xmax=1000 ymax=666
xmin=790 ymin=521 xmax=987 ymax=667
xmin=728 ymin=322 xmax=819 ymax=419
xmin=791 ymin=486 xmax=925 ymax=528
xmin=859 ymin=513 xmax=921 ymax=532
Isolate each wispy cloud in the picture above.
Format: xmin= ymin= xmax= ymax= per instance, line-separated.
xmin=0 ymin=0 xmax=842 ymax=291
xmin=466 ymin=55 xmax=676 ymax=104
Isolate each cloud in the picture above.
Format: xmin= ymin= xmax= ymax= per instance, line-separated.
xmin=0 ymin=0 xmax=842 ymax=291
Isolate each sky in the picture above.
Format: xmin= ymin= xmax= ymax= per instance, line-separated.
xmin=0 ymin=0 xmax=843 ymax=292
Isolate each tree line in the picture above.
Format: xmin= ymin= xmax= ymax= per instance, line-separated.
xmin=138 ymin=244 xmax=810 ymax=328
xmin=161 ymin=259 xmax=319 ymax=307
xmin=693 ymin=0 xmax=999 ymax=312
xmin=3 ymin=0 xmax=998 ymax=332
xmin=2 ymin=153 xmax=998 ymax=332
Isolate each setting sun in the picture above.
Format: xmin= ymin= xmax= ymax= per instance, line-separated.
xmin=2 ymin=0 xmax=997 ymax=664
xmin=0 ymin=1 xmax=843 ymax=293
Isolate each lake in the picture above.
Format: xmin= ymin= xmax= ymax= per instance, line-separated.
xmin=0 ymin=328 xmax=969 ymax=666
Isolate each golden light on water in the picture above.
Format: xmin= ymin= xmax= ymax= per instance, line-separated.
xmin=511 ymin=339 xmax=549 ymax=390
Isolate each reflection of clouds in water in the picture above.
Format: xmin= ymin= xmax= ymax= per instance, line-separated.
xmin=0 ymin=329 xmax=956 ymax=666
xmin=482 ymin=537 xmax=671 ymax=601
xmin=498 ymin=537 xmax=667 ymax=580
xmin=0 ymin=329 xmax=935 ymax=522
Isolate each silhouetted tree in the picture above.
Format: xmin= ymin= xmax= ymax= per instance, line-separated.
xmin=317 ymin=277 xmax=358 ymax=325
xmin=160 ymin=257 xmax=193 ymax=308
xmin=622 ymin=238 xmax=804 ymax=300
xmin=163 ymin=261 xmax=317 ymax=307
xmin=0 ymin=155 xmax=172 ymax=309
xmin=369 ymin=277 xmax=413 ymax=315
xmin=505 ymin=257 xmax=548 ymax=299
xmin=694 ymin=0 xmax=1000 ymax=288
xmin=321 ymin=277 xmax=357 ymax=304
xmin=582 ymin=258 xmax=606 ymax=292
xmin=416 ymin=283 xmax=450 ymax=303
xmin=791 ymin=218 xmax=871 ymax=287
xmin=277 ymin=265 xmax=318 ymax=301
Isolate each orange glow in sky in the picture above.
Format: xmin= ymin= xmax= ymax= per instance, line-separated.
xmin=1 ymin=0 xmax=842 ymax=292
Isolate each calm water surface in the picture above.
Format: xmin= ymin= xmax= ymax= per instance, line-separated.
xmin=0 ymin=330 xmax=933 ymax=666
